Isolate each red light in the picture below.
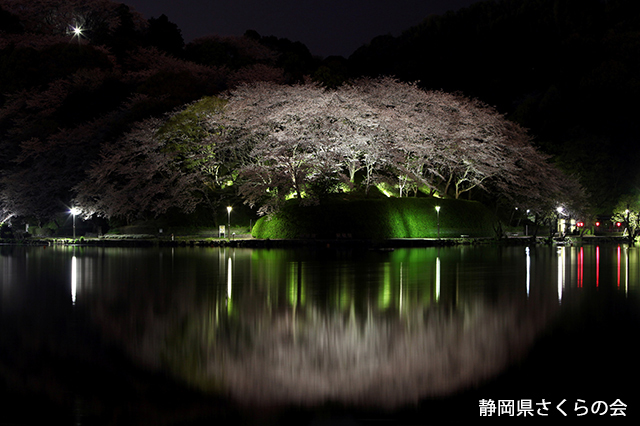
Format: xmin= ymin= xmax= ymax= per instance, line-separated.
xmin=595 ymin=222 xmax=600 ymax=227
xmin=616 ymin=222 xmax=622 ymax=227
xmin=577 ymin=222 xmax=584 ymax=227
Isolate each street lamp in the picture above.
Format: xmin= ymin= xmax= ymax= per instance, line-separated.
xmin=435 ymin=205 xmax=441 ymax=239
xmin=556 ymin=206 xmax=564 ymax=237
xmin=69 ymin=23 xmax=84 ymax=45
xmin=70 ymin=207 xmax=80 ymax=239
xmin=226 ymin=206 xmax=232 ymax=240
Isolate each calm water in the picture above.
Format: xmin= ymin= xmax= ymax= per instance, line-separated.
xmin=1 ymin=244 xmax=639 ymax=424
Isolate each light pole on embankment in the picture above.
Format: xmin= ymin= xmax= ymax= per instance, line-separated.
xmin=70 ymin=207 xmax=80 ymax=239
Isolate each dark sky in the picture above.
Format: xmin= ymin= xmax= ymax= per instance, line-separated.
xmin=122 ymin=0 xmax=484 ymax=58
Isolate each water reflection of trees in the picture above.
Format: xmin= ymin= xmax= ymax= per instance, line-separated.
xmin=86 ymin=247 xmax=558 ymax=407
xmin=208 ymin=301 xmax=552 ymax=407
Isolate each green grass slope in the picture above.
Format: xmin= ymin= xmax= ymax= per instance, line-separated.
xmin=251 ymin=198 xmax=499 ymax=239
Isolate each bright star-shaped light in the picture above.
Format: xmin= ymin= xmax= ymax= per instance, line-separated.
xmin=70 ymin=24 xmax=84 ymax=39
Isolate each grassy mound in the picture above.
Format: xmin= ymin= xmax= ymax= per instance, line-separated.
xmin=252 ymin=197 xmax=499 ymax=239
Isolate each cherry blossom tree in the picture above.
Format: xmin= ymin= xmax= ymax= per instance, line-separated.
xmin=219 ymin=82 xmax=385 ymax=211
xmin=348 ymin=78 xmax=516 ymax=199
xmin=74 ymin=118 xmax=203 ymax=222
xmin=612 ymin=194 xmax=640 ymax=240
xmin=72 ymin=96 xmax=246 ymax=222
xmin=60 ymin=77 xmax=585 ymax=223
xmin=212 ymin=78 xmax=582 ymax=216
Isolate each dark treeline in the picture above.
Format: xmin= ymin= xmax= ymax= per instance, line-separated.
xmin=348 ymin=0 xmax=640 ymax=214
xmin=0 ymin=0 xmax=318 ymax=229
xmin=0 ymin=0 xmax=638 ymax=233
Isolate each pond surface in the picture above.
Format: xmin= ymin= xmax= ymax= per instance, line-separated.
xmin=1 ymin=244 xmax=639 ymax=424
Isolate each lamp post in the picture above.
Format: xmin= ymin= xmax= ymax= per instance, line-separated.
xmin=227 ymin=206 xmax=232 ymax=240
xmin=435 ymin=205 xmax=441 ymax=239
xmin=70 ymin=207 xmax=80 ymax=239
xmin=556 ymin=206 xmax=564 ymax=236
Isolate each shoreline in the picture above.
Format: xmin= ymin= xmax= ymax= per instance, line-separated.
xmin=1 ymin=234 xmax=632 ymax=249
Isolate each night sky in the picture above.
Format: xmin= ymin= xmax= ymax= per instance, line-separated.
xmin=122 ymin=0 xmax=484 ymax=58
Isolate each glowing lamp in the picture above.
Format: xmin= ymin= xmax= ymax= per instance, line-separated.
xmin=70 ymin=207 xmax=80 ymax=239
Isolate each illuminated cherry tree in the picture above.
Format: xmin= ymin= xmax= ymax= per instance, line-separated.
xmin=219 ymin=82 xmax=391 ymax=212
xmin=74 ymin=118 xmax=203 ymax=221
xmin=206 ymin=78 xmax=580 ymax=215
xmin=71 ymin=78 xmax=584 ymax=221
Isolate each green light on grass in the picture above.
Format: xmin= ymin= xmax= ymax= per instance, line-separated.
xmin=285 ymin=190 xmax=307 ymax=200
xmin=376 ymin=183 xmax=394 ymax=197
xmin=338 ymin=182 xmax=352 ymax=193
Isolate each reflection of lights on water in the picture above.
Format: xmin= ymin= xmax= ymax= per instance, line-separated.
xmin=435 ymin=256 xmax=440 ymax=301
xmin=210 ymin=245 xmax=637 ymax=318
xmin=289 ymin=263 xmax=297 ymax=306
xmin=617 ymin=245 xmax=621 ymax=288
xmin=577 ymin=247 xmax=584 ymax=288
xmin=288 ymin=262 xmax=306 ymax=307
xmin=557 ymin=247 xmax=565 ymax=303
xmin=379 ymin=263 xmax=391 ymax=309
xmin=399 ymin=262 xmax=403 ymax=312
xmin=71 ymin=255 xmax=77 ymax=305
xmin=525 ymin=247 xmax=530 ymax=297
xmin=596 ymin=246 xmax=600 ymax=287
xmin=617 ymin=245 xmax=629 ymax=296
xmin=227 ymin=256 xmax=232 ymax=300
xmin=625 ymin=247 xmax=629 ymax=296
